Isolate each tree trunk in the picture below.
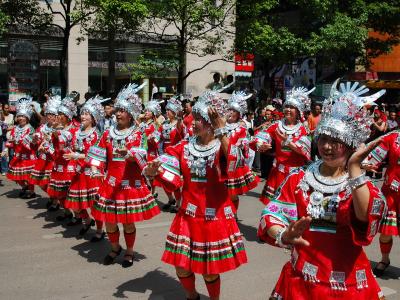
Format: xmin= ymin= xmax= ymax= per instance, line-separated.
xmin=107 ymin=25 xmax=116 ymax=95
xmin=60 ymin=30 xmax=69 ymax=97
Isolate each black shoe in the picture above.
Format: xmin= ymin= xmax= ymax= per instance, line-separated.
xmin=48 ymin=204 xmax=60 ymax=212
xmin=67 ymin=217 xmax=82 ymax=226
xmin=373 ymin=260 xmax=390 ymax=277
xmin=78 ymin=219 xmax=95 ymax=236
xmin=169 ymin=205 xmax=179 ymax=213
xmin=56 ymin=213 xmax=73 ymax=221
xmin=19 ymin=189 xmax=27 ymax=198
xmin=162 ymin=200 xmax=176 ymax=211
xmin=153 ymin=192 xmax=158 ymax=199
xmin=90 ymin=232 xmax=106 ymax=243
xmin=122 ymin=253 xmax=134 ymax=268
xmin=103 ymin=246 xmax=122 ymax=265
xmin=187 ymin=294 xmax=200 ymax=300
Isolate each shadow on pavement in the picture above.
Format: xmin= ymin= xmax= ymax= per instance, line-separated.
xmin=113 ymin=268 xmax=197 ymax=299
xmin=370 ymin=260 xmax=400 ymax=280
xmin=245 ymin=191 xmax=261 ymax=199
xmin=71 ymin=240 xmax=147 ymax=265
xmin=238 ymin=221 xmax=262 ymax=243
xmin=0 ymin=188 xmax=22 ymax=198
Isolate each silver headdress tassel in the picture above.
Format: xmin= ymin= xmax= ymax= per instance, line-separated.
xmin=115 ymin=82 xmax=146 ymax=118
xmin=81 ymin=95 xmax=107 ymax=124
xmin=228 ymin=91 xmax=251 ymax=117
xmin=58 ymin=96 xmax=78 ymax=120
xmin=166 ymin=96 xmax=183 ymax=114
xmin=315 ymin=79 xmax=386 ymax=148
xmin=145 ymin=100 xmax=162 ymax=116
xmin=193 ymin=90 xmax=227 ymax=123
xmin=16 ymin=97 xmax=34 ymax=120
xmin=284 ymin=86 xmax=315 ymax=115
xmin=44 ymin=95 xmax=62 ymax=115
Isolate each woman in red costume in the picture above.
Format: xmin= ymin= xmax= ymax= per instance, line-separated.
xmin=3 ymin=98 xmax=36 ymax=198
xmin=87 ymin=83 xmax=160 ymax=267
xmin=139 ymin=100 xmax=162 ymax=197
xmin=364 ymin=128 xmax=400 ymax=276
xmin=252 ymin=86 xmax=313 ymax=204
xmin=144 ymin=90 xmax=254 ymax=300
xmin=224 ymin=91 xmax=259 ymax=213
xmin=63 ymin=96 xmax=106 ymax=240
xmin=47 ymin=97 xmax=79 ymax=221
xmin=258 ymin=80 xmax=387 ymax=300
xmin=30 ymin=96 xmax=60 ymax=204
xmin=157 ymin=96 xmax=186 ymax=213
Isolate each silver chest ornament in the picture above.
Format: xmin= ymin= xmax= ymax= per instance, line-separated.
xmin=185 ymin=137 xmax=221 ymax=177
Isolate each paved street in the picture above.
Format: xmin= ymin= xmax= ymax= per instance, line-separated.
xmin=0 ymin=176 xmax=399 ymax=300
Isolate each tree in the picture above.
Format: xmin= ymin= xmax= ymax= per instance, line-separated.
xmin=138 ymin=0 xmax=235 ymax=93
xmin=0 ymin=0 xmax=52 ymax=35
xmin=43 ymin=0 xmax=96 ymax=97
xmin=82 ymin=0 xmax=148 ymax=95
xmin=236 ymin=0 xmax=400 ymax=77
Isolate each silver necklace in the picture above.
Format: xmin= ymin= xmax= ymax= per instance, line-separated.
xmin=300 ymin=160 xmax=349 ymax=219
xmin=162 ymin=120 xmax=176 ymax=139
xmin=184 ymin=137 xmax=221 ymax=177
xmin=226 ymin=122 xmax=240 ymax=133
xmin=278 ymin=119 xmax=301 ymax=135
xmin=109 ymin=125 xmax=136 ymax=148
xmin=75 ymin=127 xmax=96 ymax=152
xmin=15 ymin=125 xmax=29 ymax=142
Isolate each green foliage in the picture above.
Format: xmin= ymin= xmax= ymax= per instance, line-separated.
xmin=123 ymin=51 xmax=179 ymax=81
xmin=236 ymin=0 xmax=400 ymax=71
xmin=0 ymin=0 xmax=53 ymax=34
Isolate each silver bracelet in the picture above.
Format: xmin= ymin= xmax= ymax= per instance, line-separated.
xmin=275 ymin=227 xmax=291 ymax=249
xmin=348 ymin=173 xmax=369 ymax=190
xmin=214 ymin=126 xmax=228 ymax=138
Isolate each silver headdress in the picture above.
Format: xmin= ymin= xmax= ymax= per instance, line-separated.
xmin=58 ymin=96 xmax=78 ymax=120
xmin=284 ymin=86 xmax=315 ymax=114
xmin=16 ymin=97 xmax=34 ymax=120
xmin=166 ymin=96 xmax=183 ymax=114
xmin=44 ymin=95 xmax=62 ymax=115
xmin=228 ymin=91 xmax=251 ymax=117
xmin=115 ymin=82 xmax=146 ymax=118
xmin=81 ymin=95 xmax=107 ymax=124
xmin=315 ymin=79 xmax=386 ymax=148
xmin=193 ymin=90 xmax=227 ymax=123
xmin=145 ymin=100 xmax=162 ymax=116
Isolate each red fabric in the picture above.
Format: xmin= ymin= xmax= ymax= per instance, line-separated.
xmin=258 ymin=168 xmax=386 ymax=298
xmin=124 ymin=231 xmax=136 ymax=249
xmin=89 ymin=130 xmax=160 ymax=224
xmin=142 ymin=121 xmax=159 ymax=161
xmin=6 ymin=125 xmax=36 ymax=182
xmin=158 ymin=120 xmax=186 ymax=152
xmin=64 ymin=130 xmax=101 ymax=210
xmin=107 ymin=230 xmax=120 ymax=244
xmin=79 ymin=209 xmax=89 ymax=220
xmin=271 ymin=262 xmax=383 ymax=300
xmin=178 ymin=273 xmax=196 ymax=294
xmin=205 ymin=277 xmax=221 ymax=298
xmin=380 ymin=240 xmax=393 ymax=254
xmin=95 ymin=220 xmax=103 ymax=231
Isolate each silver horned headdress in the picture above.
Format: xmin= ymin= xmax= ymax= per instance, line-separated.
xmin=44 ymin=95 xmax=62 ymax=115
xmin=115 ymin=82 xmax=146 ymax=118
xmin=145 ymin=100 xmax=162 ymax=116
xmin=228 ymin=91 xmax=251 ymax=117
xmin=193 ymin=90 xmax=227 ymax=123
xmin=58 ymin=96 xmax=77 ymax=120
xmin=166 ymin=96 xmax=183 ymax=114
xmin=315 ymin=79 xmax=386 ymax=148
xmin=81 ymin=95 xmax=107 ymax=124
xmin=16 ymin=97 xmax=34 ymax=120
xmin=284 ymin=86 xmax=315 ymax=114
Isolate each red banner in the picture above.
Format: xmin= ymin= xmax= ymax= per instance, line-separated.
xmin=235 ymin=53 xmax=255 ymax=72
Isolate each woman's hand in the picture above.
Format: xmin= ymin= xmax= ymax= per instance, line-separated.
xmin=63 ymin=152 xmax=77 ymax=160
xmin=348 ymin=138 xmax=382 ymax=170
xmin=281 ymin=216 xmax=312 ymax=247
xmin=208 ymin=107 xmax=226 ymax=129
xmin=257 ymin=143 xmax=272 ymax=152
xmin=144 ymin=160 xmax=162 ymax=177
xmin=115 ymin=147 xmax=128 ymax=157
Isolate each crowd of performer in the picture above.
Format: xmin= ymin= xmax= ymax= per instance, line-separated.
xmin=0 ymin=78 xmax=399 ymax=300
